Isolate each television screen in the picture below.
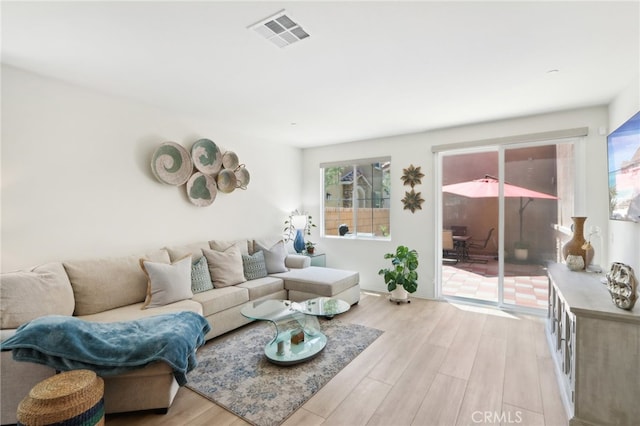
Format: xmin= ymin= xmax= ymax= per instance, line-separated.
xmin=607 ymin=111 xmax=640 ymax=222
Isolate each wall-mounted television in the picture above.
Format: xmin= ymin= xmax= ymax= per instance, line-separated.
xmin=607 ymin=111 xmax=640 ymax=222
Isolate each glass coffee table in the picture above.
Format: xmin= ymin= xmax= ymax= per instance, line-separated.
xmin=241 ymin=297 xmax=350 ymax=365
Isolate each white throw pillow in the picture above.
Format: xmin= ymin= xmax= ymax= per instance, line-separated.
xmin=140 ymin=255 xmax=193 ymax=309
xmin=255 ymin=240 xmax=288 ymax=274
xmin=203 ymin=245 xmax=247 ymax=288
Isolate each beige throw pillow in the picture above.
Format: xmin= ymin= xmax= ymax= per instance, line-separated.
xmin=254 ymin=240 xmax=288 ymax=274
xmin=64 ymin=249 xmax=170 ymax=315
xmin=203 ymin=245 xmax=246 ymax=288
xmin=140 ymin=255 xmax=193 ymax=309
xmin=0 ymin=262 xmax=75 ymax=329
xmin=166 ymin=241 xmax=210 ymax=263
xmin=209 ymin=239 xmax=251 ymax=256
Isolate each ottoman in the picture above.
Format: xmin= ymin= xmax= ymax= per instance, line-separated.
xmin=17 ymin=370 xmax=104 ymax=426
xmin=274 ymin=266 xmax=360 ymax=305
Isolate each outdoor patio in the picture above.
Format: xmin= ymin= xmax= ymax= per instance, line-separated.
xmin=442 ymin=258 xmax=549 ymax=309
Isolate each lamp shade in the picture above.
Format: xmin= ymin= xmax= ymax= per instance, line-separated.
xmin=291 ymin=215 xmax=307 ymax=229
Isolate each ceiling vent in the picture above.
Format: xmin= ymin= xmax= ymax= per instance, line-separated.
xmin=249 ymin=10 xmax=310 ymax=48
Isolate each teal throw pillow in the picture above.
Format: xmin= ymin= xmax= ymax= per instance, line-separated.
xmin=242 ymin=250 xmax=268 ymax=280
xmin=191 ymin=256 xmax=214 ymax=293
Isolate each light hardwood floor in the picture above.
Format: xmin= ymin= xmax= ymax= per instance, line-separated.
xmin=106 ymin=292 xmax=568 ymax=426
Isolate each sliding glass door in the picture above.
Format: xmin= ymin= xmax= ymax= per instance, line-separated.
xmin=441 ymin=149 xmax=499 ymax=304
xmin=440 ymin=141 xmax=574 ymax=311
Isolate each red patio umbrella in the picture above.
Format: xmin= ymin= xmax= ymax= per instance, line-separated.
xmin=442 ymin=175 xmax=558 ymax=243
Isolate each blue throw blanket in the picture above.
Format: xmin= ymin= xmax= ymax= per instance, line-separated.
xmin=0 ymin=311 xmax=210 ymax=386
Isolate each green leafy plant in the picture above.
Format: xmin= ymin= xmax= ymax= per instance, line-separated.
xmin=514 ymin=241 xmax=530 ymax=250
xmin=305 ymin=240 xmax=316 ymax=254
xmin=378 ymin=245 xmax=419 ymax=293
xmin=283 ymin=210 xmax=317 ymax=242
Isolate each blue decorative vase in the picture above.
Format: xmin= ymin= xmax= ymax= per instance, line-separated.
xmin=293 ymin=229 xmax=305 ymax=253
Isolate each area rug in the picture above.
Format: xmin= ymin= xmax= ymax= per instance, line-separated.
xmin=186 ymin=319 xmax=383 ymax=426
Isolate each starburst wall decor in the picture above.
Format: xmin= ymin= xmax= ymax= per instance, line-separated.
xmin=401 ymin=164 xmax=424 ymax=188
xmin=401 ymin=189 xmax=425 ymax=213
xmin=400 ymin=164 xmax=425 ymax=213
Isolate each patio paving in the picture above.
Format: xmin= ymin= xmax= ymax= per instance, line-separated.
xmin=442 ymin=258 xmax=549 ymax=309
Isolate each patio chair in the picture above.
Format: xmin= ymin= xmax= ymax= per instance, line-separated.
xmin=467 ymin=227 xmax=497 ymax=263
xmin=469 ymin=227 xmax=495 ymax=251
xmin=442 ymin=230 xmax=458 ymax=264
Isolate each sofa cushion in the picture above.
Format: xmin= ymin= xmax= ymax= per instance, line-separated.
xmin=191 ymin=256 xmax=213 ymax=294
xmin=209 ymin=239 xmax=251 ymax=256
xmin=273 ymin=266 xmax=360 ymax=297
xmin=191 ymin=286 xmax=249 ymax=317
xmin=236 ymin=276 xmax=284 ymax=300
xmin=64 ymin=249 xmax=170 ymax=316
xmin=166 ymin=241 xmax=210 ymax=263
xmin=203 ymin=246 xmax=246 ymax=288
xmin=0 ymin=262 xmax=75 ymax=329
xmin=254 ymin=240 xmax=288 ymax=274
xmin=140 ymin=255 xmax=193 ymax=309
xmin=76 ymin=299 xmax=202 ymax=323
xmin=242 ymin=251 xmax=268 ymax=280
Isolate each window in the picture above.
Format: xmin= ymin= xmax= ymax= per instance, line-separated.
xmin=321 ymin=157 xmax=391 ymax=238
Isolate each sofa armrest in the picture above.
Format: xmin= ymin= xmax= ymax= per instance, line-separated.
xmin=285 ymin=255 xmax=310 ymax=269
xmin=1 ymin=342 xmax=56 ymax=425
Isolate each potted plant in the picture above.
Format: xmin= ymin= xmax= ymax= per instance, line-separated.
xmin=305 ymin=241 xmax=316 ymax=254
xmin=283 ymin=210 xmax=316 ymax=253
xmin=514 ymin=241 xmax=529 ymax=261
xmin=378 ymin=245 xmax=418 ymax=303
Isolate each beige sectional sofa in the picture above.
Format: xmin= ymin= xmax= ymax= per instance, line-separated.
xmin=0 ymin=238 xmax=360 ymax=425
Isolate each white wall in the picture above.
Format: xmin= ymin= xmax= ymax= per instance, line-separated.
xmin=302 ymin=106 xmax=611 ymax=299
xmin=608 ymin=76 xmax=640 ymax=274
xmin=1 ymin=66 xmax=302 ymax=271
xmin=4 ymin=64 xmax=635 ymax=290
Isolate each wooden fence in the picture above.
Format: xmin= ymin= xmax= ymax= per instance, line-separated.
xmin=324 ymin=207 xmax=390 ymax=237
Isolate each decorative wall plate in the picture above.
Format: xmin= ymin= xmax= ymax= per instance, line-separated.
xmin=186 ymin=172 xmax=217 ymax=206
xmin=191 ymin=139 xmax=223 ymax=175
xmin=222 ymin=151 xmax=239 ymax=170
xmin=217 ymin=168 xmax=237 ymax=193
xmin=151 ymin=142 xmax=193 ymax=185
xmin=235 ymin=165 xmax=250 ymax=189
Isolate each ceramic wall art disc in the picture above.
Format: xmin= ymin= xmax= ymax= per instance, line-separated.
xmin=222 ymin=151 xmax=239 ymax=170
xmin=217 ymin=168 xmax=237 ymax=193
xmin=186 ymin=172 xmax=217 ymax=206
xmin=235 ymin=166 xmax=250 ymax=189
xmin=191 ymin=138 xmax=222 ymax=175
xmin=151 ymin=142 xmax=193 ymax=185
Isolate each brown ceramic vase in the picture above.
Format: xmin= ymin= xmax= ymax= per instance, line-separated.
xmin=562 ymin=216 xmax=589 ymax=270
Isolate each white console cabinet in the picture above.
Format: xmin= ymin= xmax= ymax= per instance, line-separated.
xmin=547 ymin=263 xmax=640 ymax=426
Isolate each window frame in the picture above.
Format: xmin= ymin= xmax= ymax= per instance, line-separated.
xmin=320 ymin=156 xmax=391 ymax=241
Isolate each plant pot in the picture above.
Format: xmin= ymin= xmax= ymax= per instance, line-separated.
xmin=306 ymin=247 xmax=315 ymax=254
xmin=514 ymin=248 xmax=528 ymax=261
xmin=390 ymin=286 xmax=409 ymax=301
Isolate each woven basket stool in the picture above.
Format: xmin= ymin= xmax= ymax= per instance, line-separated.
xmin=16 ymin=369 xmax=105 ymax=426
